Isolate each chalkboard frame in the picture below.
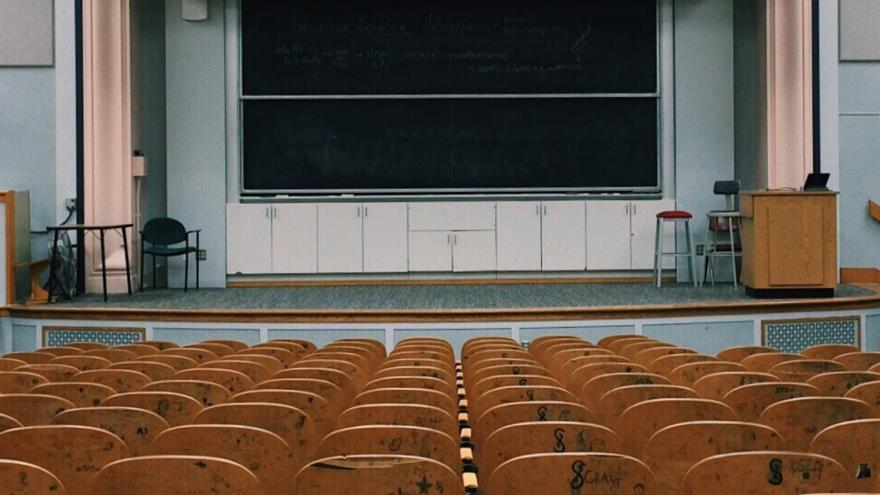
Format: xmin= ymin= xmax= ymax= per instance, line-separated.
xmin=237 ymin=0 xmax=663 ymax=196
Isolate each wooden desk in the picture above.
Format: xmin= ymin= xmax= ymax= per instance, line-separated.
xmin=740 ymin=191 xmax=838 ymax=298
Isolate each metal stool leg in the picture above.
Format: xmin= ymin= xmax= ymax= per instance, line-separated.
xmin=654 ymin=218 xmax=663 ymax=288
xmin=728 ymin=218 xmax=737 ymax=289
xmin=701 ymin=217 xmax=711 ymax=287
xmin=685 ymin=219 xmax=697 ymax=287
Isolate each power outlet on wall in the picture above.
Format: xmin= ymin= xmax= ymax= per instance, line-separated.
xmin=198 ymin=249 xmax=207 ymax=261
xmin=696 ymin=244 xmax=705 ymax=256
xmin=65 ymin=198 xmax=76 ymax=212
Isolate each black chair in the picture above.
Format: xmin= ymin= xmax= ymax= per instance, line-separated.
xmin=140 ymin=218 xmax=200 ymax=291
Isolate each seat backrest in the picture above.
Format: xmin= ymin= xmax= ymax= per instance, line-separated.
xmin=649 ymin=354 xmax=718 ymax=377
xmin=809 ymin=418 xmax=880 ymax=492
xmin=142 ymin=217 xmax=187 ymax=246
xmin=558 ymin=355 xmax=630 ymax=383
xmin=201 ymin=339 xmax=250 ymax=352
xmin=353 ymin=388 xmax=456 ymax=412
xmin=272 ymin=367 xmax=357 ymax=397
xmin=151 ymin=425 xmax=293 ymax=495
xmin=604 ymin=337 xmax=654 ymax=354
xmin=71 ymin=369 xmax=151 ymax=393
xmin=682 ymin=451 xmax=849 ymax=494
xmin=469 ymin=364 xmax=551 ymax=385
xmin=254 ymin=378 xmax=345 ymax=414
xmin=644 ymin=421 xmax=784 ymax=494
xmin=0 ymin=425 xmax=129 ymax=495
xmin=474 ymin=401 xmax=594 ymax=448
xmin=473 ymin=385 xmax=577 ymax=418
xmin=161 ymin=347 xmax=219 ymax=364
xmin=758 ymin=397 xmax=875 ymax=450
xmin=263 ymin=339 xmax=314 ymax=354
xmin=108 ymin=360 xmax=177 ymax=381
xmin=15 ymin=364 xmax=80 ymax=382
xmin=292 ymin=358 xmax=366 ymax=386
xmin=142 ymin=379 xmax=231 ymax=407
xmin=30 ymin=382 xmax=117 ymax=408
xmin=316 ymin=425 xmax=459 ymax=471
xmin=0 ymin=357 xmax=28 ymax=371
xmin=716 ymin=345 xmax=777 ymax=362
xmin=0 ymin=459 xmax=67 ymax=494
xmin=295 ymin=455 xmax=460 ymax=495
xmin=50 ymin=355 xmax=112 ymax=371
xmin=691 ymin=371 xmax=779 ymax=401
xmin=568 ymin=362 xmax=649 ymax=391
xmin=834 ymin=351 xmax=880 ymax=371
xmin=372 ymin=366 xmax=454 ymax=385
xmin=224 ymin=354 xmax=283 ymax=375
xmin=805 ymin=371 xmax=880 ymax=396
xmin=0 ymin=371 xmax=48 ymax=393
xmin=713 ymin=180 xmax=741 ymax=210
xmin=618 ymin=341 xmax=668 ymax=361
xmin=487 ymin=453 xmax=655 ymax=495
xmin=140 ymin=340 xmax=180 ymax=351
xmin=467 ymin=358 xmax=542 ymax=379
xmin=481 ymin=421 xmax=622 ymax=477
xmin=173 ymin=368 xmax=254 ymax=394
xmin=53 ymin=406 xmax=169 ymax=456
xmin=632 ymin=347 xmax=696 ymax=367
xmin=362 ymin=376 xmax=455 ymax=397
xmin=578 ymin=372 xmax=670 ymax=412
xmin=721 ymin=381 xmax=819 ymax=421
xmin=198 ymin=360 xmax=272 ymax=384
xmin=0 ymin=394 xmax=76 ymax=425
xmin=595 ymin=384 xmax=699 ymax=422
xmin=184 ymin=342 xmax=234 ymax=357
xmin=136 ymin=353 xmax=198 ymax=370
xmin=65 ymin=343 xmax=109 ymax=351
xmin=92 ymin=455 xmax=263 ymax=495
xmin=740 ymin=352 xmax=802 ymax=372
xmin=769 ymin=359 xmax=848 ymax=382
xmin=471 ymin=374 xmax=562 ymax=401
xmin=83 ymin=348 xmax=138 ymax=363
xmin=336 ymin=403 xmax=458 ymax=440
xmin=230 ymin=389 xmax=333 ymax=435
xmin=378 ymin=358 xmax=453 ymax=374
xmin=102 ymin=391 xmax=204 ymax=426
xmin=0 ymin=413 xmax=23 ymax=433
xmin=801 ymin=343 xmax=860 ymax=360
xmin=113 ymin=344 xmax=160 ymax=357
xmin=37 ymin=347 xmax=84 ymax=357
xmin=238 ymin=347 xmax=299 ymax=367
xmin=667 ymin=361 xmax=747 ymax=387
xmin=3 ymin=352 xmax=55 ymax=364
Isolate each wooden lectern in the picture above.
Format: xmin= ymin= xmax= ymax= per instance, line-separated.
xmin=740 ymin=191 xmax=838 ymax=298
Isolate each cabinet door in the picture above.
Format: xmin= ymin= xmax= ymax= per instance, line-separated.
xmin=586 ymin=201 xmax=632 ymax=270
xmin=453 ymin=231 xmax=497 ymax=272
xmin=496 ymin=202 xmax=542 ymax=271
xmin=317 ymin=204 xmax=364 ymax=273
xmin=630 ymin=200 xmax=676 ymax=270
xmin=363 ymin=203 xmax=408 ymax=273
xmin=408 ymin=231 xmax=452 ymax=272
xmin=226 ymin=204 xmax=272 ymax=274
xmin=272 ymin=204 xmax=317 ymax=274
xmin=541 ymin=201 xmax=586 ymax=271
xmin=408 ymin=202 xmax=496 ymax=231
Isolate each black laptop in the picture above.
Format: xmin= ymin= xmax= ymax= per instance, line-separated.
xmin=803 ymin=172 xmax=830 ymax=191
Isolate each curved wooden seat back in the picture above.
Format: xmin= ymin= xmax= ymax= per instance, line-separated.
xmin=805 ymin=371 xmax=880 ymax=396
xmin=845 ymin=381 xmax=880 ymax=413
xmin=768 ymin=359 xmax=847 ymax=382
xmin=102 ymin=391 xmax=204 ymax=426
xmin=65 ymin=343 xmax=108 ymax=351
xmin=197 ymin=360 xmax=272 ymax=384
xmin=716 ymin=345 xmax=777 ymax=362
xmin=291 ymin=358 xmax=366 ymax=387
xmin=835 ymin=351 xmax=880 ymax=371
xmin=467 ymin=358 xmax=541 ymax=380
xmin=294 ymin=455 xmax=460 ymax=495
xmin=538 ymin=342 xmax=600 ymax=365
xmin=318 ymin=346 xmax=380 ymax=370
xmin=568 ymin=362 xmax=649 ymax=392
xmin=466 ymin=347 xmax=533 ymax=368
xmin=0 ymin=394 xmax=76 ymax=425
xmin=151 ymin=425 xmax=292 ymax=495
xmin=463 ymin=336 xmax=517 ymax=351
xmin=362 ymin=376 xmax=455 ymax=397
xmin=604 ymin=336 xmax=654 ymax=354
xmin=183 ymin=342 xmax=235 ymax=357
xmin=0 ymin=413 xmax=23 ymax=433
xmin=83 ymin=348 xmax=137 ymax=363
xmin=667 ymin=361 xmax=747 ymax=387
xmin=383 ymin=350 xmax=453 ymax=368
xmin=30 ymin=382 xmax=117 ymax=408
xmin=469 ymin=364 xmax=550 ymax=385
xmin=354 ymin=388 xmax=456 ymax=412
xmin=37 ymin=347 xmax=83 ymax=357
xmin=631 ymin=347 xmax=696 ymax=367
xmin=474 ymin=401 xmax=594 ymax=448
xmin=302 ymin=352 xmax=370 ymax=376
xmin=644 ymin=421 xmax=784 ymax=495
xmin=265 ymin=338 xmax=316 ymax=353
xmin=223 ymin=354 xmax=284 ymax=375
xmin=49 ymin=355 xmax=111 ymax=371
xmin=470 ymin=374 xmax=562 ymax=402
xmin=53 ymin=406 xmax=169 ymax=456
xmin=0 ymin=460 xmax=67 ymax=495
xmin=558 ymin=355 xmax=630 ymax=384
xmin=4 ymin=352 xmax=56 ymax=364
xmin=378 ymin=357 xmax=453 ymax=375
xmin=801 ymin=343 xmax=860 ymax=360
xmin=487 ymin=452 xmax=655 ymax=495
xmin=331 ymin=338 xmax=386 ymax=356
xmin=200 ymin=339 xmax=250 ymax=352
xmin=139 ymin=340 xmax=180 ymax=351
xmin=682 ymin=451 xmax=850 ymax=494
xmin=547 ymin=348 xmax=617 ymax=377
xmin=238 ymin=346 xmax=299 ymax=367
xmin=578 ymin=372 xmax=670 ymax=412
xmin=722 ymin=381 xmax=819 ymax=421
xmin=0 ymin=371 xmax=48 ymax=393
xmin=336 ymin=403 xmax=458 ymax=440
xmin=173 ymin=368 xmax=255 ymax=394
xmin=113 ymin=344 xmax=159 ymax=357
xmin=93 ymin=455 xmax=263 ymax=495
xmin=195 ymin=402 xmax=317 ymax=463
xmin=316 ymin=425 xmax=459 ymax=472
xmin=481 ymin=421 xmax=623 ymax=478
xmin=618 ymin=340 xmax=669 ymax=361
xmin=136 ymin=353 xmax=198 ymax=370
xmin=107 ymin=360 xmax=177 ymax=381
xmin=691 ymin=371 xmax=779 ymax=401
xmin=614 ymin=398 xmax=737 ymax=457
xmin=0 ymin=357 xmax=28 ymax=371
xmin=372 ymin=366 xmax=454 ymax=385
xmin=70 ymin=369 xmax=151 ymax=393
xmin=740 ymin=352 xmax=802 ymax=372
xmin=0 ymin=425 xmax=129 ymax=495
xmin=528 ymin=336 xmax=584 ymax=357
xmin=271 ymin=367 xmax=356 ymax=399
xmin=758 ymin=397 xmax=875 ymax=450
xmin=398 ymin=336 xmax=453 ymax=349
xmin=649 ymin=353 xmax=717 ymax=377
xmin=596 ymin=385 xmax=699 ymax=421
xmin=809 ymin=418 xmax=880 ymax=492
xmin=254 ymin=378 xmax=345 ymax=414
xmin=472 ymin=385 xmax=576 ymax=418
xmin=392 ymin=344 xmax=453 ymax=358
xmin=161 ymin=347 xmax=219 ymax=364
xmin=142 ymin=379 xmax=231 ymax=407
xmin=231 ymin=389 xmax=334 ymax=435
xmin=15 ymin=364 xmax=80 ymax=382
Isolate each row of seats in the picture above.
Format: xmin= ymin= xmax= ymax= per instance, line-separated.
xmin=459 ymin=334 xmax=880 ymax=494
xmin=0 ymin=338 xmax=473 ymax=494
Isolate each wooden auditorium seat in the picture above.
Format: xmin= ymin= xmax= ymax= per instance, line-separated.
xmin=92 ymin=455 xmax=263 ymax=495
xmin=470 ymin=374 xmax=562 ymax=401
xmin=36 ymin=347 xmax=83 ymax=357
xmin=201 ymin=339 xmax=250 ymax=352
xmin=468 ymin=364 xmax=550 ymax=386
xmin=801 ymin=343 xmax=860 ymax=360
xmin=302 ymin=352 xmax=371 ymax=376
xmin=272 ymin=367 xmax=357 ymax=399
xmin=721 ymin=381 xmax=819 ymax=421
xmin=666 ymin=361 xmax=746 ymax=388
xmin=0 ymin=413 xmax=23 ymax=433
xmin=758 ymin=397 xmax=875 ymax=450
xmin=467 ymin=357 xmax=540 ymax=378
xmin=224 ymin=354 xmax=284 ymax=375
xmin=53 ymin=406 xmax=169 ymax=456
xmin=595 ymin=384 xmax=699 ymax=421
xmin=198 ymin=359 xmax=273 ymax=384
xmin=568 ymin=362 xmax=649 ymax=391
xmin=70 ymin=369 xmax=151 ymax=393
xmin=372 ymin=365 xmax=455 ymax=385
xmin=263 ymin=338 xmax=315 ymax=354
xmin=834 ymin=351 xmax=880 ymax=371
xmin=142 ymin=379 xmax=231 ymax=407
xmin=30 ymin=382 xmax=117 ymax=408
xmin=238 ymin=346 xmax=299 ymax=367
xmin=362 ymin=376 xmax=455 ymax=397
xmin=558 ymin=355 xmax=629 ymax=382
xmin=0 ymin=357 xmax=28 ymax=371
xmin=183 ymin=342 xmax=235 ymax=357
xmin=102 ymin=391 xmax=204 ymax=426
xmin=315 ymin=347 xmax=378 ymax=371
xmin=618 ymin=340 xmax=669 ymax=361
xmin=474 ymin=401 xmax=594 ymax=448
xmin=139 ymin=340 xmax=180 ymax=351
xmin=295 ymin=455 xmax=460 ymax=495
xmin=353 ymin=388 xmax=456 ymax=412
xmin=0 ymin=425 xmax=129 ymax=495
xmin=151 ymin=425 xmax=293 ymax=495
xmin=337 ymin=403 xmax=458 ymax=441
xmin=291 ymin=358 xmax=366 ymax=387
xmin=0 ymin=371 xmax=48 ymax=393
xmin=845 ymin=381 xmax=880 ymax=413
xmin=805 ymin=370 xmax=880 ymax=396
xmin=107 ymin=360 xmax=177 ymax=381
xmin=82 ymin=348 xmax=137 ymax=363
xmin=632 ymin=346 xmax=696 ymax=367
xmin=578 ymin=372 xmax=670 ymax=412
xmin=113 ymin=343 xmax=160 ymax=357
xmin=316 ymin=425 xmax=460 ymax=472
xmin=472 ymin=385 xmax=576 ymax=419
xmin=648 ymin=353 xmax=717 ymax=377
xmin=161 ymin=347 xmax=219 ymax=364
xmin=65 ymin=342 xmax=109 ymax=351
xmin=3 ymin=352 xmax=55 ymax=365
xmin=0 ymin=459 xmax=67 ymax=494
xmin=715 ymin=345 xmax=777 ymax=362
xmin=49 ymin=355 xmax=111 ymax=371
xmin=740 ymin=352 xmax=802 ymax=372
xmin=768 ymin=359 xmax=848 ymax=382
xmin=173 ymin=368 xmax=255 ymax=394
xmin=0 ymin=394 xmax=76 ymax=425
xmin=691 ymin=371 xmax=778 ymax=401
xmin=604 ymin=336 xmax=655 ymax=354
xmin=809 ymin=419 xmax=880 ymax=492
xmin=231 ymin=389 xmax=334 ymax=435
xmin=380 ymin=357 xmax=454 ymax=374
xmin=255 ymin=378 xmax=346 ymax=415
xmin=136 ymin=353 xmax=198 ymax=370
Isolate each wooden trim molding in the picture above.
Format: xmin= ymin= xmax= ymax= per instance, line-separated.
xmin=227 ymin=275 xmax=673 ymax=289
xmin=869 ymin=200 xmax=880 ymax=224
xmin=840 ymin=268 xmax=880 ymax=284
xmin=0 ymin=192 xmax=15 ymax=305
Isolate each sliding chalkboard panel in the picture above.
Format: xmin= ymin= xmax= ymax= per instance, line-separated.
xmin=242 ymin=98 xmax=658 ymax=192
xmin=241 ymin=0 xmax=658 ymax=95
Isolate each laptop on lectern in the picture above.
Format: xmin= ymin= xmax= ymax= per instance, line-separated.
xmin=803 ymin=173 xmax=830 ymax=191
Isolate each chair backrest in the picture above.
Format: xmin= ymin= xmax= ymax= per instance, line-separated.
xmin=722 ymin=381 xmax=819 ymax=421
xmin=0 ymin=357 xmax=28 ymax=371
xmin=201 ymin=339 xmax=250 ymax=352
xmin=15 ymin=364 xmax=80 ymax=382
xmin=225 ymin=354 xmax=284 ymax=375
xmin=363 ymin=376 xmax=455 ymax=397
xmin=263 ymin=339 xmax=315 ymax=354
xmin=618 ymin=341 xmax=668 ymax=361
xmin=65 ymin=343 xmax=109 ymax=351
xmin=198 ymin=360 xmax=272 ymax=384
xmin=3 ymin=352 xmax=55 ymax=364
xmin=0 ymin=371 xmax=48 ymax=393
xmin=114 ymin=344 xmax=160 ymax=357
xmin=37 ymin=346 xmax=84 ymax=357
xmin=30 ymin=382 xmax=117 ymax=408
xmin=487 ymin=453 xmax=655 ymax=495
xmin=769 ymin=359 xmax=848 ymax=382
xmin=50 ymin=355 xmax=112 ymax=371
xmin=108 ymin=360 xmax=177 ymax=381
xmin=716 ymin=345 xmax=777 ymax=362
xmin=644 ymin=421 xmax=784 ymax=494
xmin=596 ymin=384 xmax=699 ymax=422
xmin=142 ymin=379 xmax=231 ymax=407
xmin=84 ymin=348 xmax=138 ymax=363
xmin=468 ymin=358 xmax=542 ymax=379
xmin=604 ymin=337 xmax=654 ymax=354
xmin=805 ymin=371 xmax=880 ymax=396
xmin=691 ymin=371 xmax=779 ymax=401
xmin=140 ymin=340 xmax=180 ymax=351
xmin=272 ymin=367 xmax=356 ymax=398
xmin=184 ymin=342 xmax=234 ymax=357
xmin=92 ymin=455 xmax=264 ymax=495
xmin=579 ymin=373 xmax=670 ymax=411
xmin=0 ymin=413 xmax=23 ymax=433
xmin=682 ymin=451 xmax=849 ymax=494
xmin=161 ymin=347 xmax=219 ymax=364
xmin=53 ymin=406 xmax=169 ymax=456
xmin=316 ymin=425 xmax=459 ymax=471
xmin=469 ymin=364 xmax=551 ymax=385
xmin=834 ymin=351 xmax=880 ymax=371
xmin=0 ymin=425 xmax=129 ymax=495
xmin=71 ymin=369 xmax=151 ymax=393
xmin=254 ymin=378 xmax=345 ymax=414
xmin=353 ymin=388 xmax=456 ymax=412
xmin=0 ymin=394 xmax=76 ymax=425
xmin=668 ymin=361 xmax=747 ymax=387
xmin=568 ymin=362 xmax=649 ymax=390
xmin=173 ymin=368 xmax=254 ymax=394
xmin=809 ymin=418 xmax=880 ymax=492
xmin=230 ymin=389 xmax=333 ymax=435
xmin=295 ymin=455 xmax=460 ymax=495
xmin=759 ymin=397 xmax=875 ymax=450
xmin=142 ymin=217 xmax=187 ymax=246
xmin=649 ymin=354 xmax=718 ymax=377
xmin=740 ymin=352 xmax=802 ymax=372
xmin=292 ymin=358 xmax=366 ymax=386
xmin=481 ymin=421 xmax=622 ymax=478
xmin=0 ymin=459 xmax=67 ymax=494
xmin=713 ymin=180 xmax=741 ymax=210
xmin=471 ymin=374 xmax=562 ymax=401
xmin=801 ymin=343 xmax=860 ymax=360
xmin=473 ymin=385 xmax=577 ymax=418
xmin=238 ymin=347 xmax=299 ymax=367
xmin=137 ymin=353 xmax=198 ymax=370
xmin=151 ymin=425 xmax=293 ymax=495
xmin=559 ymin=355 xmax=630 ymax=383
xmin=102 ymin=391 xmax=204 ymax=426
xmin=336 ymin=403 xmax=458 ymax=440
xmin=474 ymin=401 xmax=594 ymax=448
xmin=372 ymin=366 xmax=454 ymax=385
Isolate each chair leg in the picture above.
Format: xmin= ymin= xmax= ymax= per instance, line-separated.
xmin=196 ymin=256 xmax=200 ymax=290
xmin=685 ymin=220 xmax=697 ymax=287
xmin=184 ymin=253 xmax=189 ymax=293
xmin=654 ymin=218 xmax=663 ymax=288
xmin=152 ymin=255 xmax=157 ymax=290
xmin=701 ymin=218 xmax=711 ymax=287
xmin=139 ymin=243 xmax=144 ymax=292
xmin=728 ymin=220 xmax=737 ymax=289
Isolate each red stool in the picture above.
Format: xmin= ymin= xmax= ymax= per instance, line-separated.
xmin=654 ymin=210 xmax=697 ymax=287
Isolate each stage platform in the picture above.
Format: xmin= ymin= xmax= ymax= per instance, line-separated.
xmin=3 ymin=282 xmax=880 ymax=357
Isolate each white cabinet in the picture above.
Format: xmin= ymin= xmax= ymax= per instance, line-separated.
xmin=453 ymin=231 xmax=497 ymax=272
xmin=586 ymin=201 xmax=632 ymax=270
xmin=408 ymin=231 xmax=496 ymax=272
xmin=541 ymin=201 xmax=586 ymax=271
xmin=363 ymin=203 xmax=408 ymax=273
xmin=272 ymin=204 xmax=318 ymax=274
xmin=227 ymin=204 xmax=272 ymax=274
xmin=497 ymin=202 xmax=542 ymax=271
xmin=317 ymin=204 xmax=364 ymax=273
xmin=408 ymin=231 xmax=453 ymax=272
xmin=408 ymin=202 xmax=495 ymax=231
xmin=630 ymin=200 xmax=676 ymax=270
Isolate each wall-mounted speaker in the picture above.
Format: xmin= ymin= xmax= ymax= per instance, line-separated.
xmin=182 ymin=0 xmax=208 ymax=22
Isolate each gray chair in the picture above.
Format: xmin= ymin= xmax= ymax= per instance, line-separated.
xmin=140 ymin=218 xmax=200 ymax=291
xmin=701 ymin=180 xmax=741 ymax=288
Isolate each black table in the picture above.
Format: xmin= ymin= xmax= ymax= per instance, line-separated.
xmin=46 ymin=224 xmax=133 ymax=302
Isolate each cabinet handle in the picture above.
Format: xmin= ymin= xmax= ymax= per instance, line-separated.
xmin=625 ymin=204 xmax=630 ymax=215
xmin=364 ymin=206 xmax=368 ymax=217
xmin=536 ymin=205 xmax=540 ymax=216
xmin=447 ymin=234 xmax=451 ymax=244
xmin=273 ymin=207 xmax=277 ymax=218
xmin=633 ymin=204 xmax=637 ymax=215
xmin=265 ymin=207 xmax=270 ymax=218
xmin=543 ymin=205 xmax=547 ymax=216
xmin=356 ymin=207 xmax=361 ymax=217
xmin=453 ymin=234 xmax=458 ymax=245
